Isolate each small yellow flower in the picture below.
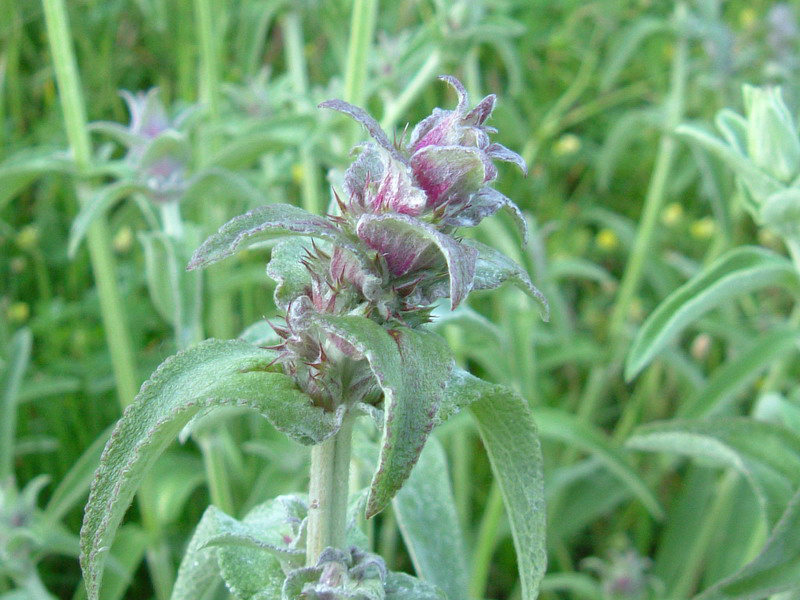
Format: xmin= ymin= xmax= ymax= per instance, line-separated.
xmin=291 ymin=163 xmax=304 ymax=185
xmin=16 ymin=225 xmax=39 ymax=251
xmin=10 ymin=257 xmax=27 ymax=274
xmin=554 ymin=134 xmax=581 ymax=157
xmin=739 ymin=7 xmax=757 ymax=29
xmin=112 ymin=226 xmax=134 ymax=253
xmin=7 ymin=302 xmax=30 ymax=323
xmin=661 ymin=202 xmax=683 ymax=227
xmin=690 ymin=217 xmax=715 ymax=240
xmin=596 ymin=228 xmax=619 ymax=251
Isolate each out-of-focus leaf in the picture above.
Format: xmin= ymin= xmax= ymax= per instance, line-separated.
xmin=80 ymin=339 xmax=338 ymax=600
xmin=535 ymin=407 xmax=663 ymax=519
xmin=681 ymin=328 xmax=800 ymax=418
xmin=696 ymin=489 xmax=800 ymax=600
xmin=627 ymin=418 xmax=800 ymax=526
xmin=0 ymin=329 xmax=32 ymax=482
xmin=626 ymin=247 xmax=798 ymax=380
xmin=393 ymin=436 xmax=469 ymax=599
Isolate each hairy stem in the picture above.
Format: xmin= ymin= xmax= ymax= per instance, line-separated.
xmin=306 ymin=415 xmax=354 ymax=565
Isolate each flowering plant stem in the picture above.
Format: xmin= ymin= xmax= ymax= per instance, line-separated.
xmin=42 ymin=1 xmax=174 ymax=598
xmin=306 ymin=414 xmax=355 ymax=565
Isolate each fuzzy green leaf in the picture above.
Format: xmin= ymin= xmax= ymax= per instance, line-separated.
xmin=266 ymin=238 xmax=313 ymax=310
xmin=314 ymin=315 xmax=453 ymax=518
xmin=81 ymin=339 xmax=340 ymax=600
xmin=625 ymin=247 xmax=798 ymax=380
xmin=467 ymin=378 xmax=547 ymax=600
xmin=188 ymin=203 xmax=368 ymax=271
xmin=463 ymin=238 xmax=549 ymax=320
xmin=627 ymin=418 xmax=800 ymax=526
xmin=393 ymin=436 xmax=469 ymax=600
xmin=385 ymin=572 xmax=447 ymax=599
xmin=696 ymin=489 xmax=800 ymax=600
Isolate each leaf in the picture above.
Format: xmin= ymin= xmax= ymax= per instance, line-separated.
xmin=313 ymin=315 xmax=453 ymax=518
xmin=68 ymin=181 xmax=148 ymax=258
xmin=171 ymin=506 xmax=225 ymax=600
xmin=627 ymin=418 xmax=800 ymax=526
xmin=463 ymin=238 xmax=549 ymax=320
xmin=467 ymin=378 xmax=547 ymax=600
xmin=625 ymin=247 xmax=798 ymax=380
xmin=680 ymin=328 xmax=800 ymax=418
xmin=266 ymin=238 xmax=313 ymax=310
xmin=385 ymin=572 xmax=447 ymax=599
xmin=599 ymin=17 xmax=667 ymax=91
xmin=535 ymin=407 xmax=664 ymax=519
xmin=0 ymin=328 xmax=32 ymax=482
xmin=207 ymin=116 xmax=313 ymax=169
xmin=44 ymin=426 xmax=111 ymax=523
xmin=81 ymin=339 xmax=340 ymax=600
xmin=142 ymin=451 xmax=205 ymax=524
xmin=0 ymin=151 xmax=73 ymax=211
xmin=696 ymin=489 xmax=800 ymax=600
xmin=356 ymin=213 xmax=477 ymax=308
xmin=188 ymin=203 xmax=368 ymax=271
xmin=676 ymin=124 xmax=783 ymax=204
xmin=393 ymin=436 xmax=469 ymax=600
xmin=319 ymin=99 xmax=407 ymax=164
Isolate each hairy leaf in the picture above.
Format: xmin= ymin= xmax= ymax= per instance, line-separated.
xmin=81 ymin=339 xmax=338 ymax=600
xmin=266 ymin=238 xmax=313 ymax=310
xmin=319 ymin=99 xmax=407 ymax=164
xmin=467 ymin=378 xmax=547 ymax=600
xmin=627 ymin=418 xmax=800 ymax=526
xmin=393 ymin=436 xmax=469 ymax=599
xmin=314 ymin=315 xmax=453 ymax=518
xmin=463 ymin=239 xmax=549 ymax=320
xmin=188 ymin=203 xmax=367 ymax=271
xmin=625 ymin=247 xmax=798 ymax=380
xmin=385 ymin=572 xmax=447 ymax=599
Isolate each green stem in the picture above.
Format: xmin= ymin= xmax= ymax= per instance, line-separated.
xmin=42 ymin=0 xmax=139 ymax=410
xmin=193 ymin=0 xmax=220 ymax=122
xmin=306 ymin=415 xmax=354 ymax=565
xmin=380 ymin=48 xmax=442 ymax=132
xmin=607 ymin=9 xmax=688 ymax=341
xmin=43 ymin=2 xmax=173 ymax=597
xmin=342 ymin=0 xmax=377 ymax=108
xmin=283 ymin=11 xmax=323 ymax=214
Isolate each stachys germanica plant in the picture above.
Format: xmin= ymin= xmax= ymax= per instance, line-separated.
xmin=80 ymin=76 xmax=549 ymax=600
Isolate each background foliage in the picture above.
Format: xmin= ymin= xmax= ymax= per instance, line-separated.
xmin=2 ymin=0 xmax=800 ymax=598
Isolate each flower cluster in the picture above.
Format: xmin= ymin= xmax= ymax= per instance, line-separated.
xmin=91 ymin=89 xmax=193 ymax=204
xmin=190 ymin=76 xmax=546 ymax=411
xmin=679 ymin=85 xmax=800 ymax=241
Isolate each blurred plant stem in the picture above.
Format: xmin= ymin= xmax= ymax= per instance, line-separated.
xmin=41 ymin=0 xmax=139 ymax=410
xmin=306 ymin=415 xmax=354 ymax=565
xmin=42 ymin=0 xmax=174 ymax=597
xmin=194 ymin=0 xmax=234 ymax=340
xmin=283 ymin=11 xmax=323 ymax=214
